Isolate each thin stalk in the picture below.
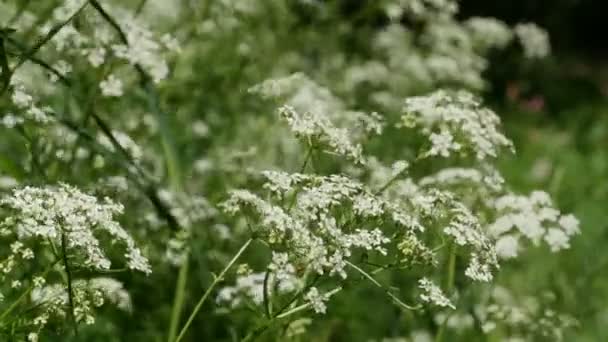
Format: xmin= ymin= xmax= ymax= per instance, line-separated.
xmin=273 ymin=275 xmax=319 ymax=318
xmin=262 ymin=269 xmax=272 ymax=319
xmin=287 ymin=145 xmax=314 ymax=212
xmin=298 ymin=146 xmax=313 ymax=174
xmin=61 ymin=232 xmax=79 ymax=336
xmin=240 ymin=287 xmax=341 ymax=342
xmin=446 ymin=245 xmax=456 ymax=292
xmin=167 ymin=257 xmax=190 ymax=342
xmin=435 ymin=244 xmax=457 ymax=342
xmin=175 ymin=238 xmax=253 ymax=342
xmin=346 ymin=261 xmax=420 ymax=311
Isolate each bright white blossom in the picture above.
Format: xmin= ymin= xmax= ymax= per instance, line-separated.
xmin=515 ymin=23 xmax=551 ymax=59
xmin=0 ymin=184 xmax=151 ymax=274
xmin=401 ymin=90 xmax=513 ymax=160
xmin=100 ymin=74 xmax=124 ymax=97
xmin=418 ymin=278 xmax=454 ymax=309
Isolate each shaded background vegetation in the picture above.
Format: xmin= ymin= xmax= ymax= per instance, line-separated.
xmin=465 ymin=1 xmax=608 ymax=341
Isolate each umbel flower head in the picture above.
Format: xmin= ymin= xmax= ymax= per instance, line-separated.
xmin=249 ymin=73 xmax=385 ymax=164
xmin=401 ymin=90 xmax=513 ymax=160
xmin=0 ymin=183 xmax=151 ymax=274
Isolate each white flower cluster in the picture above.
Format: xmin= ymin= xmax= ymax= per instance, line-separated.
xmin=489 ymin=191 xmax=580 ymax=257
xmin=100 ymin=74 xmax=124 ymax=97
xmin=250 ymin=74 xmax=385 ymax=164
xmin=515 ymin=23 xmax=551 ymax=59
xmin=217 ymin=270 xmax=299 ymax=308
xmin=221 ymin=165 xmax=505 ymax=314
xmin=39 ymin=0 xmax=178 ymax=98
xmin=373 ymin=171 xmax=500 ymax=282
xmin=418 ymin=278 xmax=454 ymax=309
xmin=465 ymin=17 xmax=514 ymax=50
xmin=477 ymin=287 xmax=577 ymax=341
xmin=155 ymin=190 xmax=218 ymax=266
xmin=365 ymin=2 xmax=551 ymax=110
xmin=305 ymin=287 xmax=340 ymax=314
xmin=445 ymin=202 xmax=498 ymax=282
xmin=110 ymin=8 xmax=175 ymax=83
xmin=222 ymin=173 xmax=396 ymax=279
xmin=30 ymin=277 xmax=132 ymax=329
xmin=0 ymin=184 xmax=151 ymax=274
xmin=277 ymin=105 xmax=364 ymax=163
xmin=97 ymin=130 xmax=144 ymax=162
xmin=399 ymin=0 xmax=458 ymax=21
xmin=401 ymin=90 xmax=513 ymax=160
xmin=2 ymin=83 xmax=54 ymax=127
xmin=419 ymin=167 xmax=504 ymax=193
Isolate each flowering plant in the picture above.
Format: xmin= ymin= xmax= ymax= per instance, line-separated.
xmin=0 ymin=0 xmax=579 ymax=341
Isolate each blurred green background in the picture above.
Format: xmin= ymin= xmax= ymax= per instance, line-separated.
xmin=465 ymin=0 xmax=608 ymax=340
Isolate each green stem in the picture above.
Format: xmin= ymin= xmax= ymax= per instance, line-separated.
xmin=435 ymin=244 xmax=457 ymax=342
xmin=346 ymin=261 xmax=420 ymax=311
xmin=286 ymin=145 xmax=314 ymax=212
xmin=167 ymin=257 xmax=190 ymax=342
xmin=61 ymin=232 xmax=79 ymax=336
xmin=262 ymin=269 xmax=272 ymax=319
xmin=240 ymin=287 xmax=341 ymax=342
xmin=175 ymin=238 xmax=253 ymax=342
xmin=446 ymin=245 xmax=456 ymax=292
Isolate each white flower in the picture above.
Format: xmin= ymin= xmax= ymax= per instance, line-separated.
xmin=495 ymin=235 xmax=519 ymax=259
xmin=466 ymin=17 xmax=513 ymax=49
xmin=100 ymin=75 xmax=124 ymax=97
xmin=217 ymin=271 xmax=299 ymax=308
xmin=544 ymin=228 xmax=570 ymax=252
xmin=278 ymin=105 xmax=364 ymax=163
xmin=490 ymin=192 xmax=578 ymax=255
xmin=250 ymin=74 xmax=379 ymax=164
xmin=89 ymin=277 xmax=132 ymax=312
xmin=559 ymin=214 xmax=580 ymax=236
xmin=305 ymin=287 xmax=329 ymax=314
xmin=192 ymin=120 xmax=210 ymax=137
xmin=418 ymin=278 xmax=454 ymax=309
xmin=465 ymin=253 xmax=494 ymax=282
xmin=0 ymin=184 xmax=151 ymax=274
xmin=11 ymin=87 xmax=33 ymax=108
xmin=161 ymin=33 xmax=181 ymax=53
xmin=1 ymin=114 xmax=24 ymax=128
xmin=98 ymin=130 xmax=143 ymax=161
xmin=86 ymin=47 xmax=107 ymax=67
xmin=268 ymin=252 xmax=296 ymax=284
xmin=515 ymin=23 xmax=551 ymax=59
xmin=402 ymin=90 xmax=513 ymax=160
xmin=428 ymin=131 xmax=460 ymax=157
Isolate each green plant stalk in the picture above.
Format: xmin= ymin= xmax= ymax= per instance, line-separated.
xmin=167 ymin=257 xmax=190 ymax=342
xmin=346 ymin=261 xmax=419 ymax=311
xmin=61 ymin=232 xmax=79 ymax=336
xmin=175 ymin=238 xmax=254 ymax=342
xmin=435 ymin=244 xmax=457 ymax=342
xmin=262 ymin=268 xmax=272 ymax=319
